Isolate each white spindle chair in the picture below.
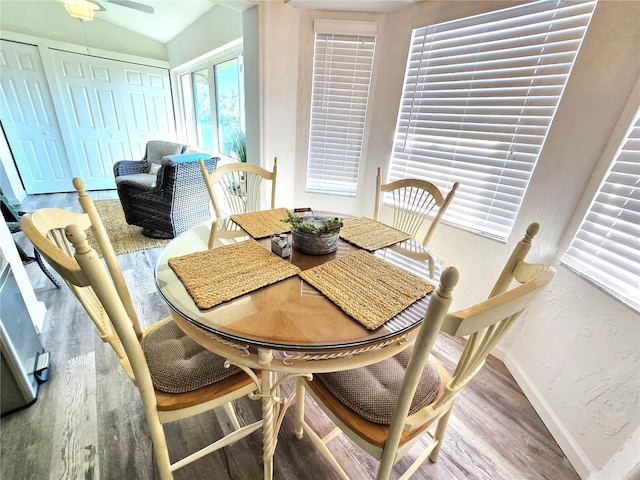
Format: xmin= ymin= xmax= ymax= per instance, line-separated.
xmin=295 ymin=223 xmax=555 ymax=480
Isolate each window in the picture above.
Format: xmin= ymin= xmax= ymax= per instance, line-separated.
xmin=306 ymin=20 xmax=377 ymax=196
xmin=176 ymin=45 xmax=244 ymax=158
xmin=562 ymin=106 xmax=640 ymax=312
xmin=191 ymin=68 xmax=213 ymax=149
xmin=214 ymin=58 xmax=242 ymax=157
xmin=389 ymin=0 xmax=596 ymax=241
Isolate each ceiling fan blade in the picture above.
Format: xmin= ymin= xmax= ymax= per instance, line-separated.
xmin=87 ymin=0 xmax=107 ymax=12
xmin=106 ymin=0 xmax=154 ymax=14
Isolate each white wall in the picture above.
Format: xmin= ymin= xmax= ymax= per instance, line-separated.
xmin=260 ymin=1 xmax=640 ymax=478
xmin=242 ymin=6 xmax=260 ymax=167
xmin=0 ymin=218 xmax=47 ymax=333
xmin=167 ymin=4 xmax=243 ymax=68
xmin=259 ymin=1 xmax=302 ymax=209
xmin=503 ymin=3 xmax=640 ymax=476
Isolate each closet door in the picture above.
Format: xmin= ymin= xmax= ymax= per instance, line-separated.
xmin=0 ymin=41 xmax=73 ymax=193
xmin=49 ymin=50 xmax=176 ymax=190
xmin=120 ymin=65 xmax=176 ymax=159
xmin=49 ymin=49 xmax=133 ymax=190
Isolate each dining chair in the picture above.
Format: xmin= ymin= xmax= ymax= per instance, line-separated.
xmin=1 ymin=194 xmax=60 ymax=288
xmin=295 ymin=222 xmax=556 ymax=480
xmin=374 ymin=167 xmax=458 ymax=247
xmin=200 ymin=157 xmax=278 ymax=218
xmin=20 ymin=200 xmax=262 ymax=480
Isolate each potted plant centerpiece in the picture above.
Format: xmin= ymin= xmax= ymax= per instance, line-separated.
xmin=283 ymin=209 xmax=343 ymax=255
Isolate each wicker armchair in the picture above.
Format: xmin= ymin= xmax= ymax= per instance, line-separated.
xmin=113 ymin=140 xmax=187 ymax=179
xmin=116 ymin=153 xmax=219 ymax=239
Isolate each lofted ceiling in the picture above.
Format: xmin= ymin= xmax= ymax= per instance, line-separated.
xmin=65 ymin=0 xmax=254 ymax=43
xmin=286 ymin=0 xmax=421 ymax=13
xmin=0 ymin=0 xmax=421 ymax=44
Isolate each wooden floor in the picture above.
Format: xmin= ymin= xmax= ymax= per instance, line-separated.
xmin=1 ymin=191 xmax=580 ymax=480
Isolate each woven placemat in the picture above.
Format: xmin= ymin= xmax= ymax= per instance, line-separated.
xmin=230 ymin=208 xmax=291 ymax=238
xmin=339 ymin=217 xmax=411 ymax=251
xmin=168 ymin=239 xmax=300 ymax=310
xmin=299 ymin=249 xmax=434 ymax=330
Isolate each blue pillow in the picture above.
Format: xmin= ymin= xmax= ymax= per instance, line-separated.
xmin=162 ymin=153 xmax=211 ymax=164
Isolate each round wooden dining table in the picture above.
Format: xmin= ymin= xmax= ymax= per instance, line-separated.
xmin=154 ymin=216 xmax=442 ymax=480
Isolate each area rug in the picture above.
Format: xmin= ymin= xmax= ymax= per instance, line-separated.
xmin=89 ymin=200 xmax=170 ymax=256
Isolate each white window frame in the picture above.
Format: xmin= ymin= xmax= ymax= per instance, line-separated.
xmin=388 ymin=0 xmax=596 ymax=241
xmin=173 ymin=39 xmax=244 ymax=156
xmin=306 ymin=20 xmax=377 ymax=197
xmin=562 ymin=97 xmax=640 ymax=313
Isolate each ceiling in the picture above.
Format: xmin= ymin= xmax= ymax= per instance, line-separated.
xmin=82 ymin=0 xmax=253 ymax=43
xmin=286 ymin=0 xmax=421 ymax=13
xmin=30 ymin=0 xmax=420 ymax=43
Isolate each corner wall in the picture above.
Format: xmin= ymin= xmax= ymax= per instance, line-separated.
xmin=166 ymin=5 xmax=243 ymax=68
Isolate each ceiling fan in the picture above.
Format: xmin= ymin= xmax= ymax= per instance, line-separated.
xmin=63 ymin=0 xmax=154 ymax=21
xmin=90 ymin=0 xmax=155 ymax=14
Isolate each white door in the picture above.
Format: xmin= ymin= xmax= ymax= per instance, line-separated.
xmin=0 ymin=40 xmax=73 ymax=193
xmin=50 ymin=50 xmax=176 ymax=190
xmin=49 ymin=50 xmax=132 ymax=191
xmin=120 ymin=65 xmax=176 ymax=158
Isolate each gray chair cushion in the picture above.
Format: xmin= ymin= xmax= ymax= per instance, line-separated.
xmin=142 ymin=320 xmax=241 ymax=394
xmin=315 ymin=346 xmax=441 ymax=425
xmin=115 ymin=173 xmax=156 ymax=189
xmin=146 ymin=141 xmax=186 ymax=166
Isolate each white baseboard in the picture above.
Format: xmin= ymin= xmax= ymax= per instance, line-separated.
xmin=492 ymin=343 xmax=508 ymax=361
xmin=503 ymin=353 xmax=595 ymax=479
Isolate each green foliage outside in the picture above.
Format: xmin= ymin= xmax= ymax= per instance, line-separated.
xmin=282 ymin=210 xmax=343 ymax=235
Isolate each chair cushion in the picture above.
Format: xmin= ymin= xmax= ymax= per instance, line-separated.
xmin=115 ymin=173 xmax=156 ymax=189
xmin=147 ymin=141 xmax=185 ymax=165
xmin=142 ymin=320 xmax=241 ymax=394
xmin=315 ymin=346 xmax=441 ymax=425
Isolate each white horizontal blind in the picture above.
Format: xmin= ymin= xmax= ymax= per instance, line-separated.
xmin=389 ymin=0 xmax=596 ymax=240
xmin=307 ymin=24 xmax=376 ymax=196
xmin=562 ymin=107 xmax=640 ymax=312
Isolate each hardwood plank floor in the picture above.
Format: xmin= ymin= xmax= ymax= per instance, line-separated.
xmin=1 ymin=191 xmax=580 ymax=480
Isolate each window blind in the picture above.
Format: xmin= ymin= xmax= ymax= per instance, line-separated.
xmin=307 ymin=21 xmax=376 ymax=196
xmin=562 ymin=107 xmax=640 ymax=312
xmin=389 ymin=0 xmax=596 ymax=240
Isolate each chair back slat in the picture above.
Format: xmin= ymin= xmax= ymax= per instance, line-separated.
xmin=374 ymin=167 xmax=458 ymax=246
xmin=201 ymin=157 xmax=278 ymax=218
xmin=21 ymin=209 xmax=91 ymax=282
xmin=244 ymin=171 xmax=265 ymax=212
xmin=442 ymin=265 xmax=554 ymax=337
